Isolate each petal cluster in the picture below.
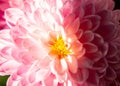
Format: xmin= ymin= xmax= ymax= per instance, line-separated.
xmin=0 ymin=0 xmax=24 ymax=30
xmin=0 ymin=0 xmax=9 ymax=29
xmin=0 ymin=0 xmax=120 ymax=86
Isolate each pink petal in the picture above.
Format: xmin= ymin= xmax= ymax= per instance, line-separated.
xmin=85 ymin=15 xmax=101 ymax=31
xmin=87 ymin=70 xmax=99 ymax=85
xmin=86 ymin=51 xmax=102 ymax=62
xmin=66 ymin=56 xmax=78 ymax=73
xmin=5 ymin=8 xmax=24 ymax=26
xmin=105 ymin=67 xmax=117 ymax=81
xmin=107 ymin=43 xmax=117 ymax=57
xmin=80 ymin=19 xmax=92 ymax=31
xmin=64 ymin=14 xmax=75 ymax=27
xmin=37 ymin=56 xmax=51 ymax=68
xmin=97 ymin=10 xmax=112 ymax=23
xmin=107 ymin=55 xmax=120 ymax=64
xmin=16 ymin=65 xmax=29 ymax=76
xmin=7 ymin=76 xmax=19 ymax=86
xmin=61 ymin=1 xmax=73 ymax=17
xmin=78 ymin=56 xmax=93 ymax=68
xmin=44 ymin=74 xmax=56 ymax=86
xmin=0 ymin=60 xmax=20 ymax=75
xmin=70 ymin=68 xmax=89 ymax=82
xmin=93 ymin=58 xmax=108 ymax=73
xmin=70 ymin=40 xmax=83 ymax=53
xmin=97 ymin=23 xmax=116 ymax=41
xmin=23 ymin=1 xmax=32 ymax=13
xmin=54 ymin=58 xmax=67 ymax=74
xmin=83 ymin=43 xmax=98 ymax=53
xmin=84 ymin=3 xmax=95 ymax=15
xmin=9 ymin=0 xmax=24 ymax=8
xmin=80 ymin=30 xmax=94 ymax=42
xmin=34 ymin=9 xmax=43 ymax=25
xmin=65 ymin=18 xmax=80 ymax=34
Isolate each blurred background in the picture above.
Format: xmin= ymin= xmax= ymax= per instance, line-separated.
xmin=114 ymin=0 xmax=120 ymax=9
xmin=114 ymin=0 xmax=120 ymax=29
xmin=0 ymin=0 xmax=120 ymax=86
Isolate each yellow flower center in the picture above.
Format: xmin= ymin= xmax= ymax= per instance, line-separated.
xmin=50 ymin=36 xmax=71 ymax=59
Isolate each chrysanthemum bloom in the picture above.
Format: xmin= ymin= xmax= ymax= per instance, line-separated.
xmin=0 ymin=0 xmax=120 ymax=86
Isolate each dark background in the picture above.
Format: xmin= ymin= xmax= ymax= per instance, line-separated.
xmin=114 ymin=0 xmax=120 ymax=9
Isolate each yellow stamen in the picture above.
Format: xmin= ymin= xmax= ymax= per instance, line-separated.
xmin=50 ymin=36 xmax=71 ymax=59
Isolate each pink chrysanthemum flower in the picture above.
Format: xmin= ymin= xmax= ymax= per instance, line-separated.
xmin=0 ymin=0 xmax=120 ymax=86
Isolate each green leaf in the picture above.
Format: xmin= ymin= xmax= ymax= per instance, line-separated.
xmin=0 ymin=75 xmax=9 ymax=86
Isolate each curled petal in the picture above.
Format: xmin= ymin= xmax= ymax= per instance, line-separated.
xmin=93 ymin=58 xmax=108 ymax=73
xmin=83 ymin=43 xmax=98 ymax=53
xmin=80 ymin=19 xmax=92 ymax=31
xmin=97 ymin=23 xmax=116 ymax=41
xmin=85 ymin=15 xmax=101 ymax=31
xmin=105 ymin=67 xmax=117 ymax=81
xmin=86 ymin=51 xmax=102 ymax=62
xmin=107 ymin=43 xmax=117 ymax=57
xmin=107 ymin=55 xmax=120 ymax=64
xmin=80 ymin=30 xmax=94 ymax=42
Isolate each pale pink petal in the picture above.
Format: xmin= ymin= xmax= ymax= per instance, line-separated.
xmin=9 ymin=0 xmax=24 ymax=8
xmin=5 ymin=8 xmax=24 ymax=27
xmin=66 ymin=56 xmax=78 ymax=73
xmin=0 ymin=30 xmax=20 ymax=75
xmin=65 ymin=18 xmax=80 ymax=34
xmin=43 ymin=74 xmax=56 ymax=86
xmin=63 ymin=14 xmax=75 ymax=27
xmin=53 ymin=58 xmax=67 ymax=74
xmin=0 ymin=60 xmax=20 ymax=75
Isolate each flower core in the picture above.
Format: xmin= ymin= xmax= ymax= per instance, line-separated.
xmin=50 ymin=36 xmax=71 ymax=59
